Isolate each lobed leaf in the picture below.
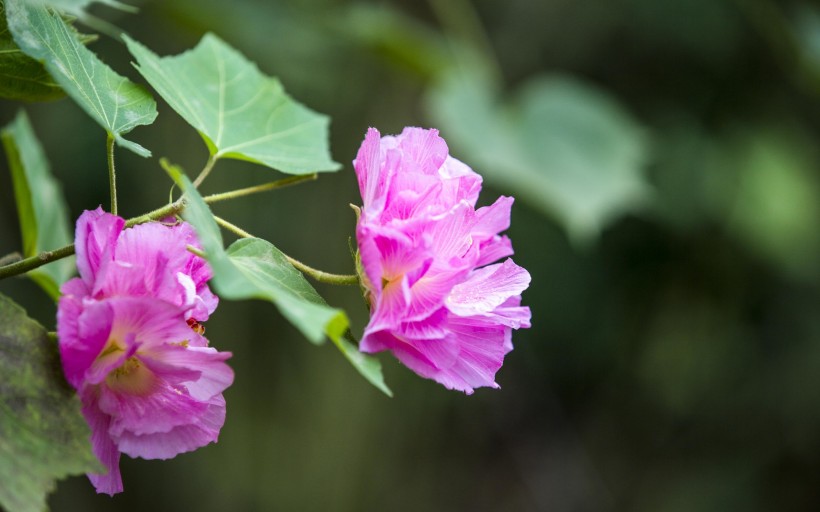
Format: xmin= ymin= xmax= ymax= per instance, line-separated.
xmin=2 ymin=110 xmax=74 ymax=299
xmin=165 ymin=164 xmax=391 ymax=395
xmin=0 ymin=293 xmax=100 ymax=512
xmin=126 ymin=33 xmax=340 ymax=174
xmin=6 ymin=0 xmax=156 ymax=156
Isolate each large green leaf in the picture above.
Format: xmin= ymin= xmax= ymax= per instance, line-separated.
xmin=2 ymin=110 xmax=74 ymax=300
xmin=165 ymin=164 xmax=391 ymax=396
xmin=0 ymin=2 xmax=64 ymax=101
xmin=427 ymin=68 xmax=650 ymax=243
xmin=0 ymin=293 xmax=100 ymax=512
xmin=125 ymin=34 xmax=340 ymax=174
xmin=6 ymin=0 xmax=157 ymax=156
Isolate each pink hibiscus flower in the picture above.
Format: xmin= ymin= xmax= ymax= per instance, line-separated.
xmin=354 ymin=127 xmax=531 ymax=394
xmin=57 ymin=209 xmax=233 ymax=495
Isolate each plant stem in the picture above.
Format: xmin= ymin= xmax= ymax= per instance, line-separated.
xmin=213 ymin=215 xmax=254 ymax=238
xmin=212 ymin=215 xmax=360 ymax=286
xmin=186 ymin=245 xmax=206 ymax=258
xmin=286 ymin=257 xmax=360 ymax=286
xmin=203 ymin=174 xmax=317 ymax=203
xmin=192 ymin=155 xmax=217 ymax=188
xmin=0 ymin=244 xmax=76 ymax=280
xmin=106 ymin=134 xmax=118 ymax=215
xmin=125 ymin=200 xmax=186 ymax=227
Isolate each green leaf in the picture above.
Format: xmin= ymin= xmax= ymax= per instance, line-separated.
xmin=334 ymin=334 xmax=393 ymax=397
xmin=6 ymin=0 xmax=157 ymax=156
xmin=126 ymin=33 xmax=340 ymax=174
xmin=0 ymin=2 xmax=64 ymax=101
xmin=223 ymin=238 xmax=349 ymax=345
xmin=0 ymin=293 xmax=100 ymax=512
xmin=2 ymin=110 xmax=74 ymax=300
xmin=427 ymin=69 xmax=651 ymax=243
xmin=164 ymin=163 xmax=391 ymax=396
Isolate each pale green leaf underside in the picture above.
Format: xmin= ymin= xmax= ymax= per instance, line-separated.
xmin=1 ymin=110 xmax=74 ymax=299
xmin=6 ymin=0 xmax=156 ymax=156
xmin=165 ymin=165 xmax=389 ymax=395
xmin=428 ymin=69 xmax=650 ymax=243
xmin=126 ymin=33 xmax=340 ymax=174
xmin=0 ymin=293 xmax=101 ymax=512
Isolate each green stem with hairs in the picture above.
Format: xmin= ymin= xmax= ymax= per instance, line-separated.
xmin=203 ymin=174 xmax=317 ymax=203
xmin=0 ymin=244 xmax=77 ymax=280
xmin=107 ymin=134 xmax=118 ymax=215
xmin=192 ymin=155 xmax=217 ymax=188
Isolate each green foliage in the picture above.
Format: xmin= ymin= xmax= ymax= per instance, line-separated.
xmin=343 ymin=5 xmax=451 ymax=79
xmin=222 ymin=238 xmax=349 ymax=345
xmin=165 ymin=164 xmax=391 ymax=396
xmin=1 ymin=110 xmax=74 ymax=299
xmin=720 ymin=129 xmax=820 ymax=279
xmin=5 ymin=0 xmax=157 ymax=156
xmin=0 ymin=2 xmax=64 ymax=101
xmin=126 ymin=34 xmax=340 ymax=175
xmin=428 ymin=68 xmax=650 ymax=243
xmin=0 ymin=293 xmax=100 ymax=512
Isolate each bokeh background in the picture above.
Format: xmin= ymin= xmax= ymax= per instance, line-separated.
xmin=2 ymin=0 xmax=820 ymax=510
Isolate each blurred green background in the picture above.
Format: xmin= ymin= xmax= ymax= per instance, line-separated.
xmin=2 ymin=0 xmax=820 ymax=510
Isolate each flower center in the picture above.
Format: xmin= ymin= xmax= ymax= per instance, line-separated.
xmin=106 ymin=356 xmax=155 ymax=395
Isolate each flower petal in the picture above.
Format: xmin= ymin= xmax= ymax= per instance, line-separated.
xmin=115 ymin=395 xmax=226 ymax=460
xmin=74 ymin=207 xmax=124 ymax=288
xmin=99 ymin=380 xmax=207 ymax=436
xmin=139 ymin=345 xmax=233 ymax=401
xmin=355 ymin=127 xmax=386 ymax=211
xmin=446 ymin=259 xmax=531 ymax=318
xmin=59 ymin=298 xmax=113 ymax=389
xmin=80 ymin=388 xmax=122 ymax=496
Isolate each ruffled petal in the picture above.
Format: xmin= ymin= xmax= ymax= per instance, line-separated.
xmin=476 ymin=235 xmax=514 ymax=267
xmin=474 ymin=196 xmax=513 ymax=240
xmin=438 ymin=155 xmax=482 ymax=206
xmin=99 ymin=381 xmax=208 ymax=437
xmin=80 ymin=388 xmax=122 ymax=496
xmin=363 ymin=331 xmax=463 ymax=388
xmin=106 ymin=297 xmax=196 ymax=350
xmin=74 ymin=207 xmax=124 ymax=288
xmin=115 ymin=395 xmax=226 ymax=460
xmin=396 ymin=127 xmax=449 ymax=176
xmin=446 ymin=259 xmax=531 ymax=318
xmin=354 ymin=127 xmax=385 ymax=211
xmin=139 ymin=345 xmax=233 ymax=401
xmin=59 ymin=298 xmax=112 ymax=389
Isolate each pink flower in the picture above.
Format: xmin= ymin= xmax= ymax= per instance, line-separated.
xmin=354 ymin=127 xmax=531 ymax=394
xmin=57 ymin=209 xmax=233 ymax=495
xmin=73 ymin=207 xmax=218 ymax=322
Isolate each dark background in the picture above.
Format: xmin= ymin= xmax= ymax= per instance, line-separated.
xmin=2 ymin=0 xmax=820 ymax=510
